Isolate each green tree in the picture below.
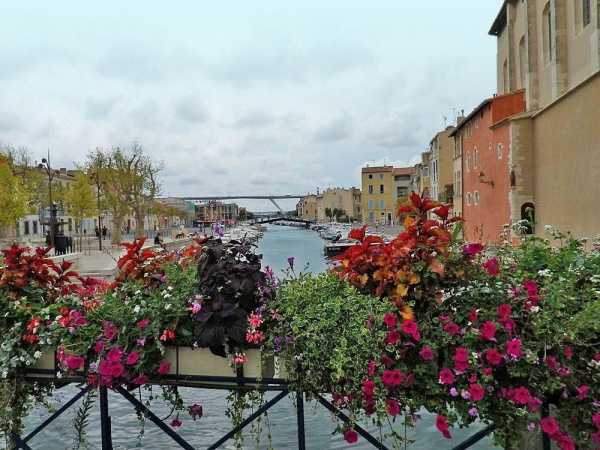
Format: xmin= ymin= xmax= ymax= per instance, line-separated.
xmin=63 ymin=171 xmax=98 ymax=251
xmin=0 ymin=160 xmax=30 ymax=240
xmin=324 ymin=207 xmax=332 ymax=219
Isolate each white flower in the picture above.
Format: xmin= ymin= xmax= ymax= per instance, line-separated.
xmin=56 ymin=372 xmax=62 ymax=379
xmin=165 ymin=303 xmax=172 ymax=310
xmin=167 ymin=286 xmax=173 ymax=291
xmin=34 ymin=351 xmax=42 ymax=359
xmin=1 ymin=371 xmax=7 ymax=379
xmin=133 ymin=305 xmax=141 ymax=314
xmin=537 ymin=269 xmax=552 ymax=277
xmin=529 ymin=306 xmax=540 ymax=313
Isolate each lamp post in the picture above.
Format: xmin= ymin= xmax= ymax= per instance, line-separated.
xmin=478 ymin=171 xmax=494 ymax=187
xmin=89 ymin=171 xmax=103 ymax=251
xmin=38 ymin=151 xmax=59 ymax=249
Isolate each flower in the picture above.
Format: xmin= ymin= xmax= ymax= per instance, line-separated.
xmin=188 ymin=403 xmax=203 ymax=420
xmin=343 ymin=428 xmax=358 ymax=444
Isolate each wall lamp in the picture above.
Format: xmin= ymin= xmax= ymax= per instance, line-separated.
xmin=478 ymin=171 xmax=494 ymax=187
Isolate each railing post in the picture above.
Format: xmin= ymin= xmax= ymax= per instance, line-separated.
xmin=541 ymin=400 xmax=551 ymax=450
xmin=297 ymin=392 xmax=306 ymax=450
xmin=99 ymin=386 xmax=113 ymax=450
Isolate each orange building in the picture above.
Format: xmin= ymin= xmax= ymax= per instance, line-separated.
xmin=451 ymin=90 xmax=526 ymax=243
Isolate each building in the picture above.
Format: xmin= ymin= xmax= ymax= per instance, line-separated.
xmin=297 ymin=194 xmax=318 ymax=220
xmin=361 ymin=166 xmax=395 ymax=225
xmin=429 ymin=126 xmax=456 ymax=205
xmin=320 ymin=187 xmax=362 ymax=222
xmin=411 ymin=152 xmax=431 ymax=199
xmin=392 ymin=167 xmax=415 ymax=209
xmin=488 ymin=0 xmax=600 ymax=239
xmin=450 ymin=91 xmax=526 ymax=242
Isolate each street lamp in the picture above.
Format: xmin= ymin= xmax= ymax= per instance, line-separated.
xmin=478 ymin=171 xmax=494 ymax=187
xmin=38 ymin=151 xmax=59 ymax=249
xmin=89 ymin=171 xmax=103 ymax=251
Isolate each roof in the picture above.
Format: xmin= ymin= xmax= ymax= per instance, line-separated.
xmin=449 ymin=89 xmax=525 ymax=137
xmin=489 ymin=0 xmax=509 ymax=36
xmin=361 ymin=165 xmax=393 ymax=173
xmin=392 ymin=167 xmax=415 ymax=176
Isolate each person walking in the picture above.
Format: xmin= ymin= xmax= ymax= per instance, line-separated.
xmin=102 ymin=226 xmax=108 ymax=240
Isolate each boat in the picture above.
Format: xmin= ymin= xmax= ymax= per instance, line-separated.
xmin=323 ymin=240 xmax=359 ymax=257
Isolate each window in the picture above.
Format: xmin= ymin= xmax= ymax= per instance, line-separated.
xmin=368 ymin=185 xmax=373 ymax=194
xmin=379 ymin=173 xmax=384 ymax=179
xmin=474 ymin=191 xmax=479 ymax=206
xmin=474 ymin=117 xmax=478 ymax=128
xmin=584 ymin=0 xmax=591 ymax=27
xmin=473 ymin=148 xmax=478 ymax=169
xmin=503 ymin=59 xmax=509 ymax=93
xmin=518 ymin=36 xmax=526 ymax=89
xmin=397 ymin=187 xmax=408 ymax=198
xmin=542 ymin=3 xmax=552 ymax=64
xmin=24 ymin=221 xmax=30 ymax=235
xmin=379 ymin=184 xmax=384 ymax=194
xmin=368 ymin=200 xmax=374 ymax=210
xmin=466 ymin=192 xmax=471 ymax=206
xmin=33 ymin=220 xmax=38 ymax=234
xmin=466 ymin=152 xmax=470 ymax=172
xmin=498 ymin=143 xmax=503 ymax=159
xmin=379 ymin=199 xmax=385 ymax=209
xmin=466 ymin=123 xmax=472 ymax=138
xmin=368 ymin=174 xmax=373 ymax=179
xmin=577 ymin=0 xmax=591 ymax=29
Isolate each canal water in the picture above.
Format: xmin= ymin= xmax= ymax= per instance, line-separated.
xmin=20 ymin=224 xmax=499 ymax=449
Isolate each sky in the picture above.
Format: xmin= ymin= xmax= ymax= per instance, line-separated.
xmin=2 ymin=1 xmax=502 ymax=212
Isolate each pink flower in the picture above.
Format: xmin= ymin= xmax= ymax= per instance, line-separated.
xmin=248 ymin=313 xmax=263 ymax=328
xmin=381 ymin=369 xmax=404 ymax=387
xmin=137 ymin=318 xmax=150 ymax=328
xmin=170 ymin=418 xmax=182 ymax=428
xmin=401 ymin=319 xmax=418 ymax=335
xmin=65 ymin=355 xmax=85 ymax=370
xmin=126 ymin=351 xmax=140 ymax=365
xmin=137 ymin=337 xmax=146 ymax=347
xmin=435 ymin=414 xmax=451 ymax=439
xmin=106 ymin=347 xmax=123 ymax=362
xmin=362 ymin=380 xmax=375 ymax=395
xmin=443 ymin=322 xmax=459 ymax=336
xmin=576 ymin=385 xmax=588 ymax=400
xmin=497 ymin=304 xmax=511 ymax=318
xmin=157 ymin=362 xmax=171 ymax=374
xmin=383 ymin=313 xmax=396 ymax=327
xmin=482 ymin=258 xmax=500 ymax=275
xmin=233 ymin=352 xmax=247 ymax=365
xmin=485 ymin=349 xmax=503 ymax=366
xmin=95 ymin=340 xmax=105 ymax=354
xmin=104 ymin=324 xmax=118 ymax=339
xmin=385 ymin=329 xmax=401 ymax=345
xmin=188 ymin=403 xmax=203 ymax=420
xmin=481 ymin=321 xmax=497 ymax=340
xmin=540 ymin=417 xmax=560 ymax=436
xmin=439 ymin=369 xmax=455 ymax=385
xmin=468 ymin=308 xmax=478 ymax=323
xmin=344 ymin=429 xmax=358 ymax=444
xmin=592 ymin=412 xmax=600 ymax=429
xmin=368 ymin=360 xmax=376 ymax=376
xmin=132 ymin=374 xmax=149 ymax=385
xmin=469 ymin=384 xmax=485 ymax=401
xmin=564 ymin=346 xmax=572 ymax=359
xmin=380 ymin=356 xmax=394 ymax=368
xmin=455 ymin=347 xmax=469 ymax=362
xmin=419 ymin=347 xmax=435 ymax=361
xmin=512 ymin=387 xmax=531 ymax=405
xmin=386 ymin=399 xmax=400 ymax=416
xmin=506 ymin=339 xmax=523 ymax=358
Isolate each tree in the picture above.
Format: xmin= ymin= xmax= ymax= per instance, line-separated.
xmin=62 ymin=171 xmax=97 ymax=251
xmin=324 ymin=207 xmax=332 ymax=219
xmin=0 ymin=159 xmax=30 ymax=239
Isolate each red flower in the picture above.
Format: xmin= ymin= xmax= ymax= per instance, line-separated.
xmin=497 ymin=304 xmax=511 ymax=318
xmin=419 ymin=347 xmax=435 ymax=361
xmin=485 ymin=349 xmax=503 ymax=366
xmin=157 ymin=362 xmax=171 ymax=374
xmin=435 ymin=414 xmax=451 ymax=439
xmin=137 ymin=317 xmax=150 ymax=328
xmin=540 ymin=417 xmax=560 ymax=436
xmin=65 ymin=355 xmax=85 ymax=370
xmin=511 ymin=387 xmax=531 ymax=405
xmin=126 ymin=351 xmax=140 ymax=365
xmin=455 ymin=347 xmax=469 ymax=362
xmin=381 ymin=369 xmax=404 ymax=387
xmin=468 ymin=308 xmax=478 ymax=323
xmin=386 ymin=399 xmax=400 ymax=416
xmin=104 ymin=324 xmax=118 ymax=339
xmin=506 ymin=339 xmax=523 ymax=358
xmin=481 ymin=321 xmax=497 ymax=340
xmin=443 ymin=322 xmax=459 ymax=336
xmin=469 ymin=384 xmax=485 ymax=401
xmin=385 ymin=329 xmax=401 ymax=345
xmin=106 ymin=347 xmax=123 ymax=362
xmin=439 ymin=369 xmax=455 ymax=385
xmin=383 ymin=313 xmax=396 ymax=327
xmin=482 ymin=257 xmax=500 ymax=275
xmin=170 ymin=418 xmax=182 ymax=428
xmin=132 ymin=374 xmax=149 ymax=385
xmin=343 ymin=428 xmax=359 ymax=444
xmin=401 ymin=319 xmax=418 ymax=335
xmin=362 ymin=380 xmax=375 ymax=395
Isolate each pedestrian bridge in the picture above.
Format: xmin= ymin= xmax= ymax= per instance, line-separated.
xmin=253 ymin=216 xmax=315 ymax=227
xmin=181 ymin=195 xmax=304 ymax=214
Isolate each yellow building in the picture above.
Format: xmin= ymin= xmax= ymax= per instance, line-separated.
xmin=361 ymin=166 xmax=394 ymax=225
xmin=320 ymin=187 xmax=362 ymax=222
xmin=297 ymin=194 xmax=318 ymax=220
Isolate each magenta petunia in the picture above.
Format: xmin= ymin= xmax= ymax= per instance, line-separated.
xmin=385 ymin=329 xmax=401 ymax=345
xmin=132 ymin=374 xmax=149 ymax=385
xmin=419 ymin=347 xmax=435 ymax=361
xmin=540 ymin=416 xmax=560 ymax=436
xmin=512 ymin=387 xmax=531 ymax=405
xmin=439 ymin=369 xmax=455 ymax=385
xmin=497 ymin=304 xmax=511 ymax=318
xmin=344 ymin=429 xmax=358 ymax=444
xmin=455 ymin=347 xmax=469 ymax=362
xmin=65 ymin=355 xmax=85 ymax=370
xmin=506 ymin=339 xmax=523 ymax=358
xmin=126 ymin=351 xmax=140 ymax=365
xmin=362 ymin=380 xmax=376 ymax=395
xmin=386 ymin=399 xmax=400 ymax=416
xmin=469 ymin=384 xmax=485 ymax=401
xmin=383 ymin=313 xmax=397 ymax=328
xmin=435 ymin=414 xmax=452 ymax=439
xmin=485 ymin=349 xmax=503 ymax=365
xmin=482 ymin=258 xmax=500 ymax=275
xmin=401 ymin=319 xmax=418 ymax=335
xmin=170 ymin=418 xmax=182 ymax=428
xmin=106 ymin=347 xmax=123 ymax=362
xmin=481 ymin=321 xmax=497 ymax=340
xmin=104 ymin=324 xmax=118 ymax=339
xmin=137 ymin=317 xmax=150 ymax=328
xmin=381 ymin=369 xmax=404 ymax=387
xmin=468 ymin=308 xmax=478 ymax=323
xmin=443 ymin=322 xmax=459 ymax=336
xmin=157 ymin=362 xmax=171 ymax=374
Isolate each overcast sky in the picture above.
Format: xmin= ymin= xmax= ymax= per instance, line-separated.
xmin=2 ymin=1 xmax=501 ymax=212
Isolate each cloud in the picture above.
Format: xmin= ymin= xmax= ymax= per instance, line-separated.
xmin=312 ymin=112 xmax=352 ymax=143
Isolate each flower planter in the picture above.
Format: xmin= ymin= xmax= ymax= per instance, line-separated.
xmin=26 ymin=350 xmax=61 ymax=379
xmin=161 ymin=347 xmax=275 ymax=386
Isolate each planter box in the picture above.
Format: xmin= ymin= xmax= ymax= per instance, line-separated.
xmin=161 ymin=347 xmax=274 ymax=385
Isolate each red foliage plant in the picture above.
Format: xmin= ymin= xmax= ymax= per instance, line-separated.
xmin=333 ymin=192 xmax=461 ymax=321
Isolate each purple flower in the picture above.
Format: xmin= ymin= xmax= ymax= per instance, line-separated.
xmin=468 ymin=407 xmax=478 ymax=417
xmin=287 ymin=256 xmax=294 ymax=268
